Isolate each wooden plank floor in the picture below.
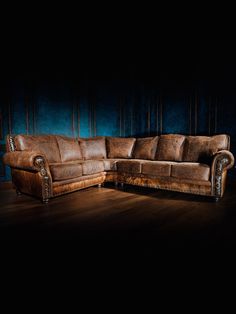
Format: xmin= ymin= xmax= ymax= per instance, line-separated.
xmin=1 ymin=182 xmax=236 ymax=264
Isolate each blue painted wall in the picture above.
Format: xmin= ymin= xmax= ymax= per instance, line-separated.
xmin=1 ymin=77 xmax=236 ymax=182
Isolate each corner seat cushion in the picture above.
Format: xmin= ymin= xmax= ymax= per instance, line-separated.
xmin=81 ymin=160 xmax=105 ymax=175
xmin=183 ymin=135 xmax=229 ymax=162
xmin=103 ymin=159 xmax=126 ymax=171
xmin=117 ymin=160 xmax=143 ymax=174
xmin=171 ymin=162 xmax=210 ymax=181
xmin=106 ymin=137 xmax=136 ymax=158
xmin=132 ymin=136 xmax=159 ymax=160
xmin=50 ymin=162 xmax=83 ymax=181
xmin=78 ymin=137 xmax=106 ymax=160
xmin=14 ymin=134 xmax=61 ymax=163
xmin=56 ymin=136 xmax=82 ymax=162
xmin=156 ymin=134 xmax=185 ymax=161
xmin=142 ymin=160 xmax=173 ymax=177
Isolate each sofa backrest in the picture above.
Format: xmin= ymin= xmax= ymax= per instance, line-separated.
xmin=132 ymin=136 xmax=159 ymax=160
xmin=14 ymin=135 xmax=61 ymax=163
xmin=155 ymin=134 xmax=186 ymax=161
xmin=78 ymin=137 xmax=107 ymax=160
xmin=183 ymin=134 xmax=230 ymax=162
xmin=10 ymin=133 xmax=230 ymax=164
xmin=56 ymin=136 xmax=83 ymax=162
xmin=106 ymin=137 xmax=136 ymax=158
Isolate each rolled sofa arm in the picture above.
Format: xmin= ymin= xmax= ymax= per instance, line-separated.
xmin=3 ymin=151 xmax=52 ymax=203
xmin=211 ymin=150 xmax=235 ymax=198
xmin=3 ymin=151 xmax=49 ymax=172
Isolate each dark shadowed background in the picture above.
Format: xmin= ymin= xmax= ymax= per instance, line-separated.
xmin=1 ymin=39 xmax=236 ymax=181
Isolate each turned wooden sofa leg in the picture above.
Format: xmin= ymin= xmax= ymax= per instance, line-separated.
xmin=98 ymin=183 xmax=102 ymax=188
xmin=120 ymin=182 xmax=124 ymax=188
xmin=42 ymin=198 xmax=49 ymax=204
xmin=16 ymin=189 xmax=21 ymax=196
xmin=214 ymin=197 xmax=220 ymax=202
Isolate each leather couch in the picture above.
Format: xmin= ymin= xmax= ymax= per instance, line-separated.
xmin=3 ymin=133 xmax=234 ymax=203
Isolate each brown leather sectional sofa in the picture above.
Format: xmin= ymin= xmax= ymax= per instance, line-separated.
xmin=3 ymin=133 xmax=234 ymax=203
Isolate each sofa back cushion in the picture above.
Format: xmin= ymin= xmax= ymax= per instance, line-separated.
xmin=106 ymin=137 xmax=136 ymax=158
xmin=78 ymin=137 xmax=106 ymax=160
xmin=56 ymin=136 xmax=82 ymax=162
xmin=156 ymin=134 xmax=185 ymax=161
xmin=14 ymin=135 xmax=61 ymax=163
xmin=183 ymin=134 xmax=229 ymax=162
xmin=132 ymin=136 xmax=159 ymax=160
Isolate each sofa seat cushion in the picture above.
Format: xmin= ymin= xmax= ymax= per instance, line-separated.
xmin=183 ymin=135 xmax=229 ymax=162
xmin=106 ymin=137 xmax=136 ymax=158
xmin=81 ymin=160 xmax=105 ymax=175
xmin=78 ymin=137 xmax=106 ymax=160
xmin=14 ymin=135 xmax=61 ymax=163
xmin=56 ymin=136 xmax=82 ymax=162
xmin=50 ymin=162 xmax=83 ymax=181
xmin=156 ymin=134 xmax=185 ymax=161
xmin=142 ymin=160 xmax=173 ymax=177
xmin=171 ymin=162 xmax=210 ymax=181
xmin=132 ymin=136 xmax=159 ymax=160
xmin=103 ymin=159 xmax=125 ymax=171
xmin=117 ymin=160 xmax=143 ymax=174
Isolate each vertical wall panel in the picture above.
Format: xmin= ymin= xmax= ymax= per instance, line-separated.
xmin=196 ymin=94 xmax=209 ymax=135
xmin=95 ymin=82 xmax=120 ymax=137
xmin=11 ymin=84 xmax=27 ymax=135
xmin=79 ymin=95 xmax=90 ymax=138
xmin=162 ymin=93 xmax=190 ymax=134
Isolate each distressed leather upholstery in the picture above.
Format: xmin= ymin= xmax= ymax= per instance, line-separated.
xmin=117 ymin=160 xmax=143 ymax=174
xmin=81 ymin=160 xmax=104 ymax=175
xmin=79 ymin=137 xmax=106 ymax=160
xmin=106 ymin=137 xmax=136 ymax=158
xmin=183 ymin=135 xmax=229 ymax=162
xmin=142 ymin=160 xmax=173 ymax=177
xmin=56 ymin=136 xmax=82 ymax=162
xmin=102 ymin=159 xmax=125 ymax=171
xmin=133 ymin=136 xmax=159 ymax=160
xmin=50 ymin=162 xmax=83 ymax=181
xmin=3 ymin=133 xmax=234 ymax=203
xmin=3 ymin=150 xmax=49 ymax=172
xmin=156 ymin=134 xmax=185 ymax=161
xmin=171 ymin=162 xmax=210 ymax=181
xmin=15 ymin=134 xmax=61 ymax=163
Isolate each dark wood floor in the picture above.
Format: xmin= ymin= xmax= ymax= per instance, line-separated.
xmin=1 ymin=182 xmax=236 ymax=268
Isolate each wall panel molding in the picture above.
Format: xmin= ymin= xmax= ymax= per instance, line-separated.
xmin=119 ymin=96 xmax=125 ymax=137
xmin=208 ymin=96 xmax=212 ymax=135
xmin=159 ymin=94 xmax=163 ymax=134
xmin=0 ymin=109 xmax=3 ymax=140
xmin=89 ymin=97 xmax=96 ymax=137
xmin=25 ymin=97 xmax=29 ymax=135
xmin=89 ymin=102 xmax=92 ymax=137
xmin=147 ymin=98 xmax=151 ymax=136
xmin=214 ymin=96 xmax=218 ymax=134
xmin=77 ymin=99 xmax=80 ymax=138
xmin=93 ymin=99 xmax=96 ymax=137
xmin=8 ymin=103 xmax=12 ymax=135
xmin=130 ymin=96 xmax=134 ymax=136
xmin=189 ymin=95 xmax=192 ymax=135
xmin=33 ymin=102 xmax=36 ymax=134
xmin=72 ymin=102 xmax=75 ymax=138
xmin=156 ymin=95 xmax=159 ymax=134
xmin=194 ymin=91 xmax=198 ymax=135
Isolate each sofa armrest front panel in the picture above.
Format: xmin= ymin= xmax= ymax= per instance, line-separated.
xmin=211 ymin=150 xmax=235 ymax=197
xmin=3 ymin=151 xmax=52 ymax=203
xmin=3 ymin=151 xmax=50 ymax=171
